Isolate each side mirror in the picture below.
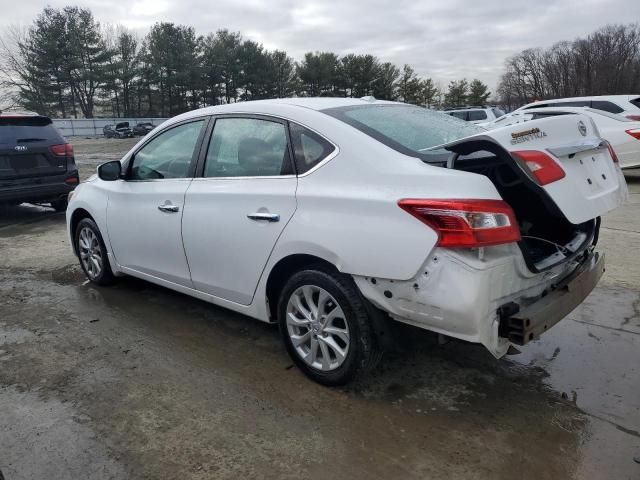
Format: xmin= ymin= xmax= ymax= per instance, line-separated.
xmin=97 ymin=161 xmax=122 ymax=181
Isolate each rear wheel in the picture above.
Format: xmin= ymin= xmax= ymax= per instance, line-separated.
xmin=278 ymin=266 xmax=382 ymax=386
xmin=75 ymin=218 xmax=115 ymax=285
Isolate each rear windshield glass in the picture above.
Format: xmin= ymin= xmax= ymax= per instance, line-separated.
xmin=0 ymin=116 xmax=61 ymax=143
xmin=322 ymin=105 xmax=483 ymax=158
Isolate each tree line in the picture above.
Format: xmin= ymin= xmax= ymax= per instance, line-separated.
xmin=498 ymin=24 xmax=640 ymax=110
xmin=0 ymin=6 xmax=492 ymax=118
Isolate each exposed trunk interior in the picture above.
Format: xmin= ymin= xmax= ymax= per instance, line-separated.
xmin=443 ymin=140 xmax=596 ymax=272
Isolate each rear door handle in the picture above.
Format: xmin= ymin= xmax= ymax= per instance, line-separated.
xmin=158 ymin=203 xmax=179 ymax=213
xmin=247 ymin=212 xmax=280 ymax=222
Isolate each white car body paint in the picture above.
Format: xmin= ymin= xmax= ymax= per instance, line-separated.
xmin=515 ymin=94 xmax=640 ymax=121
xmin=481 ymin=107 xmax=640 ymax=169
xmin=67 ymin=98 xmax=628 ymax=358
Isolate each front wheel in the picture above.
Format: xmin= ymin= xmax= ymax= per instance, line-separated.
xmin=278 ymin=266 xmax=382 ymax=386
xmin=75 ymin=218 xmax=115 ymax=285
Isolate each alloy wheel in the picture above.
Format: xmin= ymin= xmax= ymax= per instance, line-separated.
xmin=78 ymin=226 xmax=103 ymax=279
xmin=285 ymin=285 xmax=350 ymax=371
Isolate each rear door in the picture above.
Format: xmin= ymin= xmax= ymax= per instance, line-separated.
xmin=0 ymin=116 xmax=67 ymax=182
xmin=181 ymin=115 xmax=297 ymax=305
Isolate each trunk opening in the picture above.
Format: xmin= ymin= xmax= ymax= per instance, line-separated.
xmin=445 ymin=140 xmax=597 ymax=273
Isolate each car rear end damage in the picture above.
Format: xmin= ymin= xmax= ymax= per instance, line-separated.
xmin=355 ymin=112 xmax=626 ymax=357
xmin=499 ymin=251 xmax=604 ymax=345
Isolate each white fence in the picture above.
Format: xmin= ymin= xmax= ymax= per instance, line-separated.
xmin=52 ymin=118 xmax=169 ymax=137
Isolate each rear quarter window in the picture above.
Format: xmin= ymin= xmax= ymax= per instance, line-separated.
xmin=630 ymin=97 xmax=640 ymax=109
xmin=289 ymin=123 xmax=335 ymax=174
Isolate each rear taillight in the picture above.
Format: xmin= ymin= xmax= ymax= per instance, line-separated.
xmin=512 ymin=150 xmax=566 ymax=185
xmin=626 ymin=115 xmax=640 ymax=121
xmin=49 ymin=143 xmax=74 ymax=157
xmin=64 ymin=176 xmax=79 ymax=185
xmin=398 ymin=199 xmax=521 ymax=248
xmin=626 ymin=128 xmax=640 ymax=140
xmin=605 ymin=141 xmax=619 ymax=163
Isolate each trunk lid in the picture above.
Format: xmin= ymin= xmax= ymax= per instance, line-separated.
xmin=447 ymin=114 xmax=628 ymax=224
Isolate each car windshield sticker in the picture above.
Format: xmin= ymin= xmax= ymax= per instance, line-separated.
xmin=510 ymin=127 xmax=547 ymax=145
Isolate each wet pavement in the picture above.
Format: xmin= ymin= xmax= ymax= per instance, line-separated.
xmin=0 ymin=146 xmax=638 ymax=479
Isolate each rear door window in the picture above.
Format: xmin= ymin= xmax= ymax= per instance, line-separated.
xmin=203 ymin=117 xmax=292 ymax=178
xmin=468 ymin=110 xmax=487 ymax=121
xmin=556 ymin=101 xmax=590 ymax=108
xmin=289 ymin=123 xmax=335 ymax=174
xmin=590 ymin=101 xmax=624 ymax=114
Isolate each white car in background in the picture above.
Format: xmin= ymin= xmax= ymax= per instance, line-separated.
xmin=444 ymin=106 xmax=505 ymax=124
xmin=66 ymin=98 xmax=627 ymax=385
xmin=516 ymin=95 xmax=640 ymax=121
xmin=481 ymin=107 xmax=640 ymax=169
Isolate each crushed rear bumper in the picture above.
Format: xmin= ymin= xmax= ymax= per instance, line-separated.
xmin=499 ymin=251 xmax=604 ymax=345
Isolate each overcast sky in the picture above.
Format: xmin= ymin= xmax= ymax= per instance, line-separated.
xmin=2 ymin=0 xmax=639 ymax=91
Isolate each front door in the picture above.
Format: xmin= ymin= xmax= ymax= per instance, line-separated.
xmin=105 ymin=118 xmax=207 ymax=287
xmin=181 ymin=116 xmax=297 ymax=305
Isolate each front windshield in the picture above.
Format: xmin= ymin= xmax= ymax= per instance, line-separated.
xmin=322 ymin=104 xmax=484 ymax=158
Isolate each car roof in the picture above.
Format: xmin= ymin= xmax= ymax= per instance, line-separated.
xmin=519 ymin=106 xmax=629 ymax=119
xmin=187 ymin=97 xmax=399 ymax=115
xmin=522 ymin=95 xmax=639 ymax=107
xmin=162 ymin=97 xmax=405 ymax=126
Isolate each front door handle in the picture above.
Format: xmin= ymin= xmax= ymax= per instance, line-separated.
xmin=158 ymin=203 xmax=179 ymax=213
xmin=247 ymin=212 xmax=280 ymax=222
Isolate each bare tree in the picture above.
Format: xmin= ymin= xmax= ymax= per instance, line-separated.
xmin=498 ymin=24 xmax=640 ymax=108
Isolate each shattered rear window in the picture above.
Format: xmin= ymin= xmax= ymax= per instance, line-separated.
xmin=322 ymin=104 xmax=484 ymax=159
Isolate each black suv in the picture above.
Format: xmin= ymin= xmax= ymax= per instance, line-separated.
xmin=103 ymin=122 xmax=134 ymax=138
xmin=0 ymin=114 xmax=78 ymax=211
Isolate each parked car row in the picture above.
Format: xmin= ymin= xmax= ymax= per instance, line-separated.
xmin=446 ymin=95 xmax=640 ymax=170
xmin=67 ymin=97 xmax=627 ymax=385
xmin=515 ymin=94 xmax=640 ymax=120
xmin=103 ymin=122 xmax=155 ymax=138
xmin=479 ymin=106 xmax=640 ymax=169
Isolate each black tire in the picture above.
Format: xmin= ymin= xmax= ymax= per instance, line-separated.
xmin=51 ymin=196 xmax=68 ymax=212
xmin=74 ymin=217 xmax=115 ymax=286
xmin=278 ymin=265 xmax=382 ymax=386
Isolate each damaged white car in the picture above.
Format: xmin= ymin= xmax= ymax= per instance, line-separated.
xmin=67 ymin=98 xmax=628 ymax=385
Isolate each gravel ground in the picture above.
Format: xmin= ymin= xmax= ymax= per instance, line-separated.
xmin=0 ymin=141 xmax=638 ymax=480
xmin=71 ymin=136 xmax=140 ymax=180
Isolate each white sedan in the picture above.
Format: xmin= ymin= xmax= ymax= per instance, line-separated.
xmin=67 ymin=98 xmax=627 ymax=385
xmin=481 ymin=107 xmax=640 ymax=169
